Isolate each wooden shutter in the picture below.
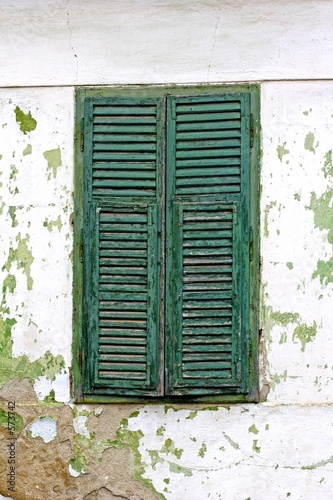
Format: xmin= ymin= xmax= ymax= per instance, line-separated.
xmin=165 ymin=94 xmax=251 ymax=395
xmin=83 ymin=97 xmax=162 ymax=396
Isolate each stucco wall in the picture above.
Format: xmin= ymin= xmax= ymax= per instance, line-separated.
xmin=0 ymin=1 xmax=333 ymax=499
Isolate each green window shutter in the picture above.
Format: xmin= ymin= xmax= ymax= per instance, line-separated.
xmin=83 ymin=97 xmax=162 ymax=397
xmin=165 ymin=94 xmax=251 ymax=395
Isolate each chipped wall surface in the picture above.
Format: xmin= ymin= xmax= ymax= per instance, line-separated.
xmin=0 ymin=1 xmax=333 ymax=499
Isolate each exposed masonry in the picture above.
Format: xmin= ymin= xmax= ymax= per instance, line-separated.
xmin=0 ymin=75 xmax=333 ymax=498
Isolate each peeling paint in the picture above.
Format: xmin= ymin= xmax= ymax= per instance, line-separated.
xmin=43 ymin=215 xmax=63 ymax=232
xmin=22 ymin=144 xmax=32 ymax=156
xmin=27 ymin=416 xmax=57 ymax=443
xmin=304 ymin=132 xmax=316 ymax=153
xmin=14 ymin=106 xmax=37 ymax=135
xmin=264 ymin=201 xmax=277 ymax=237
xmin=2 ymin=233 xmax=34 ymax=290
xmin=43 ymin=147 xmax=62 ymax=180
xmin=312 ymin=258 xmax=333 ymax=286
xmin=277 ymin=143 xmax=289 ymax=162
xmin=248 ymin=424 xmax=259 ymax=435
xmin=292 ymin=322 xmax=317 ymax=352
xmin=8 ymin=206 xmax=18 ymax=227
xmin=198 ymin=442 xmax=207 ymax=458
xmin=307 ymin=190 xmax=333 ymax=244
xmin=322 ymin=150 xmax=333 ymax=178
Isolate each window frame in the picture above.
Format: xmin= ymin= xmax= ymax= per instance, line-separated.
xmin=73 ymin=84 xmax=260 ymax=403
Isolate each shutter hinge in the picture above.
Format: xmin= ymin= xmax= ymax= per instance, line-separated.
xmin=250 ymin=114 xmax=254 ymax=149
xmin=80 ymin=118 xmax=84 ymax=152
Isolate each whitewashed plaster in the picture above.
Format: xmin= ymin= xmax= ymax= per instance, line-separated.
xmin=127 ymin=405 xmax=333 ymax=499
xmin=0 ymin=0 xmax=332 ymax=87
xmin=260 ymin=81 xmax=333 ymax=404
xmin=0 ymin=88 xmax=73 ymax=402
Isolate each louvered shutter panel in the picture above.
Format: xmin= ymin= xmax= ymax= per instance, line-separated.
xmin=166 ymin=94 xmax=251 ymax=395
xmin=83 ymin=98 xmax=162 ymax=396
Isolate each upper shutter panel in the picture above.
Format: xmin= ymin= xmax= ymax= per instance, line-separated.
xmin=165 ymin=93 xmax=251 ymax=396
xmin=85 ymin=98 xmax=162 ymax=199
xmin=168 ymin=95 xmax=248 ymax=198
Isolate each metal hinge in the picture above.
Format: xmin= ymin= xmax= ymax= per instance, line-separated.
xmin=250 ymin=114 xmax=254 ymax=148
xmin=80 ymin=118 xmax=84 ymax=152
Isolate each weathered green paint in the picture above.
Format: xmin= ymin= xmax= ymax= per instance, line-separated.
xmin=0 ymin=202 xmax=5 ymax=215
xmin=307 ymin=190 xmax=333 ymax=244
xmin=23 ymin=144 xmax=32 ymax=156
xmin=161 ymin=438 xmax=183 ymax=459
xmin=108 ymin=415 xmax=167 ymax=500
xmin=0 ymin=349 xmax=66 ymax=390
xmin=322 ymin=150 xmax=333 ymax=178
xmin=304 ymin=132 xmax=316 ymax=153
xmin=277 ymin=143 xmax=289 ymax=162
xmin=264 ymin=201 xmax=277 ymax=238
xmin=9 ymin=164 xmax=18 ymax=181
xmin=43 ymin=389 xmax=57 ymax=403
xmin=169 ymin=463 xmax=193 ymax=477
xmin=270 ymin=311 xmax=300 ymax=326
xmin=8 ymin=206 xmax=18 ymax=228
xmin=14 ymin=106 xmax=37 ymax=135
xmin=286 ymin=262 xmax=293 ymax=270
xmin=312 ymin=258 xmax=333 ymax=285
xmin=2 ymin=233 xmax=34 ymax=290
xmin=252 ymin=439 xmax=261 ymax=453
xmin=43 ymin=148 xmax=62 ymax=180
xmin=294 ymin=192 xmax=301 ymax=201
xmin=0 ymin=407 xmax=23 ymax=432
xmin=69 ymin=444 xmax=89 ymax=474
xmin=292 ymin=322 xmax=317 ymax=352
xmin=198 ymin=442 xmax=207 ymax=458
xmin=43 ymin=215 xmax=63 ymax=232
xmin=2 ymin=274 xmax=16 ymax=297
xmin=223 ymin=432 xmax=240 ymax=450
xmin=301 ymin=455 xmax=333 ymax=470
xmin=156 ymin=426 xmax=165 ymax=436
xmin=248 ymin=424 xmax=259 ymax=435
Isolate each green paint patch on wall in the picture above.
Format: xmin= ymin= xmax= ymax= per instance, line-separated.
xmin=43 ymin=148 xmax=62 ymax=180
xmin=304 ymin=132 xmax=316 ymax=153
xmin=252 ymin=439 xmax=261 ymax=453
xmin=322 ymin=150 xmax=333 ymax=178
xmin=0 ymin=407 xmax=23 ymax=432
xmin=14 ymin=106 xmax=37 ymax=135
xmin=169 ymin=462 xmax=193 ymax=477
xmin=161 ymin=438 xmax=183 ymax=459
xmin=8 ymin=206 xmax=18 ymax=228
xmin=223 ymin=432 xmax=240 ymax=450
xmin=312 ymin=258 xmax=333 ymax=286
xmin=264 ymin=201 xmax=277 ymax=238
xmin=293 ymin=322 xmax=317 ymax=352
xmin=286 ymin=262 xmax=293 ymax=270
xmin=43 ymin=215 xmax=63 ymax=233
xmin=23 ymin=144 xmax=32 ymax=156
xmin=110 ymin=416 xmax=167 ymax=500
xmin=307 ymin=190 xmax=333 ymax=244
xmin=2 ymin=233 xmax=34 ymax=290
xmin=277 ymin=143 xmax=289 ymax=162
xmin=248 ymin=424 xmax=259 ymax=435
xmin=198 ymin=442 xmax=207 ymax=458
xmin=69 ymin=444 xmax=89 ymax=474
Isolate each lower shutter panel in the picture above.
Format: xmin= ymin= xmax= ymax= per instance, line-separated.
xmin=87 ymin=203 xmax=160 ymax=396
xmin=167 ymin=202 xmax=243 ymax=395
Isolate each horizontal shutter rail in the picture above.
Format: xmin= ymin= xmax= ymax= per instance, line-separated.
xmin=176 ymin=130 xmax=241 ymax=140
xmin=176 ymin=167 xmax=239 ymax=178
xmin=183 ymin=327 xmax=232 ymax=336
xmin=176 ymin=112 xmax=240 ymax=123
xmin=175 ymin=158 xmax=240 ymax=168
xmin=93 ymin=133 xmax=156 ymax=143
xmin=175 ymin=102 xmax=241 ymax=113
xmin=99 ymin=300 xmax=146 ymax=310
xmin=99 ymin=328 xmax=146 ymax=337
xmin=92 ymin=161 xmax=155 ymax=170
xmin=176 ymin=120 xmax=240 ymax=132
xmin=177 ymin=139 xmax=241 ymax=149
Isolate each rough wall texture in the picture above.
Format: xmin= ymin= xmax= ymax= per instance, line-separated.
xmin=0 ymin=1 xmax=333 ymax=499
